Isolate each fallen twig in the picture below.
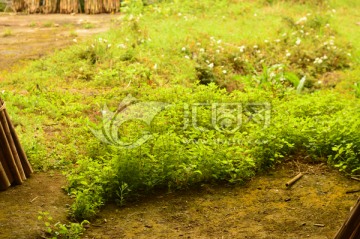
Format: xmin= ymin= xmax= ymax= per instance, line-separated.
xmin=351 ymin=177 xmax=360 ymax=182
xmin=286 ymin=173 xmax=304 ymax=187
xmin=346 ymin=189 xmax=360 ymax=194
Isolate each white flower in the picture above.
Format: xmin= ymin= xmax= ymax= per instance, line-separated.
xmin=318 ymin=80 xmax=322 ymax=84
xmin=270 ymin=72 xmax=276 ymax=78
xmin=208 ymin=63 xmax=214 ymax=68
xmin=264 ymin=40 xmax=269 ymax=43
xmin=239 ymin=45 xmax=246 ymax=52
xmin=181 ymin=47 xmax=186 ymax=51
xmin=325 ymin=24 xmax=330 ymax=28
xmin=222 ymin=70 xmax=227 ymax=74
xmin=217 ymin=40 xmax=222 ymax=44
xmin=73 ymin=38 xmax=77 ymax=43
xmin=296 ymin=16 xmax=307 ymax=24
xmin=196 ymin=42 xmax=201 ymax=46
xmin=286 ymin=52 xmax=291 ymax=57
xmin=253 ymin=45 xmax=258 ymax=49
xmin=314 ymin=58 xmax=323 ymax=64
xmin=282 ymin=33 xmax=287 ymax=37
xmin=184 ymin=55 xmax=190 ymax=59
xmin=107 ymin=44 xmax=112 ymax=48
xmin=153 ymin=64 xmax=158 ymax=70
xmin=206 ymin=60 xmax=210 ymax=64
xmin=332 ymin=9 xmax=336 ymax=13
xmin=98 ymin=37 xmax=103 ymax=42
xmin=199 ymin=48 xmax=205 ymax=53
xmin=296 ymin=38 xmax=301 ymax=45
xmin=117 ymin=44 xmax=126 ymax=49
xmin=91 ymin=44 xmax=95 ymax=48
xmin=347 ymin=53 xmax=352 ymax=57
xmin=254 ymin=13 xmax=257 ymax=17
xmin=322 ymin=55 xmax=328 ymax=60
xmin=178 ymin=12 xmax=182 ymax=16
xmin=216 ymin=49 xmax=220 ymax=54
xmin=329 ymin=40 xmax=334 ymax=46
xmin=275 ymin=39 xmax=281 ymax=43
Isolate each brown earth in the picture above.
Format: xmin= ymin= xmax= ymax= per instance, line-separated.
xmin=0 ymin=13 xmax=116 ymax=71
xmin=0 ymin=13 xmax=359 ymax=239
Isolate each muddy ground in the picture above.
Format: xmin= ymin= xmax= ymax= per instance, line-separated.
xmin=0 ymin=14 xmax=359 ymax=239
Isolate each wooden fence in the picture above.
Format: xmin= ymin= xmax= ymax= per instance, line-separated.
xmin=9 ymin=0 xmax=120 ymax=13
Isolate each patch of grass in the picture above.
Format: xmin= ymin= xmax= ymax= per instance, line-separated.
xmin=83 ymin=22 xmax=94 ymax=29
xmin=2 ymin=29 xmax=13 ymax=37
xmin=42 ymin=21 xmax=54 ymax=28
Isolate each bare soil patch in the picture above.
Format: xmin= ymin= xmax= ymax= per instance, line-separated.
xmin=0 ymin=14 xmax=116 ymax=71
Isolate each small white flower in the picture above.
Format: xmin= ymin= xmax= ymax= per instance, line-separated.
xmin=153 ymin=64 xmax=158 ymax=70
xmin=103 ymin=39 xmax=108 ymax=43
xmin=91 ymin=44 xmax=95 ymax=48
xmin=184 ymin=55 xmax=190 ymax=59
xmin=282 ymin=33 xmax=287 ymax=37
xmin=322 ymin=55 xmax=328 ymax=60
xmin=181 ymin=47 xmax=186 ymax=51
xmin=329 ymin=40 xmax=334 ymax=46
xmin=73 ymin=38 xmax=77 ymax=43
xmin=98 ymin=37 xmax=103 ymax=42
xmin=216 ymin=49 xmax=220 ymax=54
xmin=107 ymin=44 xmax=112 ymax=48
xmin=264 ymin=40 xmax=269 ymax=43
xmin=314 ymin=58 xmax=323 ymax=64
xmin=286 ymin=52 xmax=291 ymax=57
xmin=270 ymin=72 xmax=276 ymax=78
xmin=296 ymin=38 xmax=301 ymax=45
xmin=208 ymin=63 xmax=214 ymax=68
xmin=222 ymin=70 xmax=227 ymax=74
xmin=254 ymin=13 xmax=257 ymax=17
xmin=199 ymin=48 xmax=205 ymax=53
xmin=347 ymin=53 xmax=352 ymax=57
xmin=275 ymin=39 xmax=281 ymax=43
xmin=318 ymin=80 xmax=322 ymax=84
xmin=332 ymin=9 xmax=336 ymax=13
xmin=325 ymin=24 xmax=330 ymax=28
xmin=117 ymin=44 xmax=126 ymax=49
xmin=196 ymin=42 xmax=201 ymax=46
xmin=217 ymin=40 xmax=222 ymax=44
xmin=253 ymin=45 xmax=258 ymax=49
xmin=296 ymin=16 xmax=307 ymax=24
xmin=178 ymin=12 xmax=182 ymax=16
xmin=239 ymin=45 xmax=246 ymax=52
xmin=206 ymin=60 xmax=210 ymax=64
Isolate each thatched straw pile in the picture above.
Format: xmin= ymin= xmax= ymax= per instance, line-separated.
xmin=10 ymin=0 xmax=120 ymax=13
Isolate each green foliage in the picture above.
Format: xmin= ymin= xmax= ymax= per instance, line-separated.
xmin=38 ymin=211 xmax=89 ymax=239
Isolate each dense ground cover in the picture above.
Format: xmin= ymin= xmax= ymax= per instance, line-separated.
xmin=1 ymin=0 xmax=360 ymax=236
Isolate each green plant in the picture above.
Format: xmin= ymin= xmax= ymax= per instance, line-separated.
xmin=2 ymin=29 xmax=13 ymax=37
xmin=43 ymin=21 xmax=54 ymax=28
xmin=38 ymin=211 xmax=89 ymax=239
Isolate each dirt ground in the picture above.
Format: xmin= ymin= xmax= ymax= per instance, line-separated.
xmin=0 ymin=13 xmax=360 ymax=239
xmin=0 ymin=14 xmax=117 ymax=71
xmin=1 ymin=161 xmax=359 ymax=239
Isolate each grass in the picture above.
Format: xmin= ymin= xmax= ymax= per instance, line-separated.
xmin=2 ymin=29 xmax=13 ymax=37
xmin=1 ymin=0 xmax=360 ymax=221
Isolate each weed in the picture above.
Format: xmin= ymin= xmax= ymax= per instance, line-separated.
xmin=2 ymin=29 xmax=13 ymax=37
